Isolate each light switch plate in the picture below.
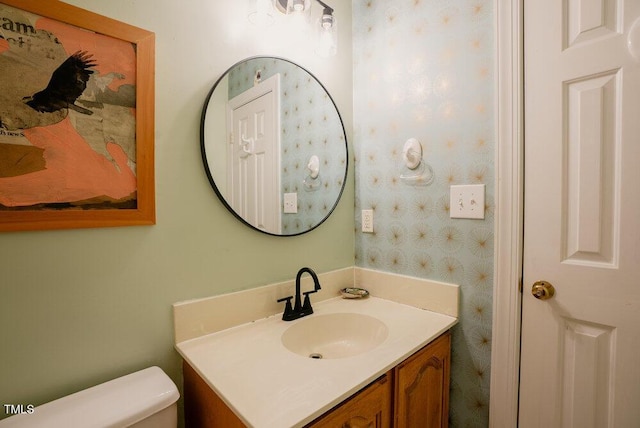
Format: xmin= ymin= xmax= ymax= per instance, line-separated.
xmin=283 ymin=193 xmax=297 ymax=213
xmin=450 ymin=184 xmax=485 ymax=219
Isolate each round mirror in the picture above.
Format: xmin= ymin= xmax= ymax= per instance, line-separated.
xmin=201 ymin=57 xmax=348 ymax=236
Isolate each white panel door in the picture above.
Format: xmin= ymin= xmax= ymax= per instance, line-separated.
xmin=228 ymin=76 xmax=280 ymax=234
xmin=521 ymin=1 xmax=640 ymax=427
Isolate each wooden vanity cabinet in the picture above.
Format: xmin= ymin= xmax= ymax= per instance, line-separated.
xmin=183 ymin=331 xmax=450 ymax=428
xmin=183 ymin=361 xmax=245 ymax=428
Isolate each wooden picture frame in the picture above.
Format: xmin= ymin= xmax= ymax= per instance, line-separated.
xmin=0 ymin=0 xmax=155 ymax=232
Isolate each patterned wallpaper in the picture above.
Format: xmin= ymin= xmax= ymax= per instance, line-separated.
xmin=228 ymin=58 xmax=347 ymax=234
xmin=353 ymin=1 xmax=494 ymax=426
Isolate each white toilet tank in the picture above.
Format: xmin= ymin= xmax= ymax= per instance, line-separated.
xmin=0 ymin=366 xmax=179 ymax=428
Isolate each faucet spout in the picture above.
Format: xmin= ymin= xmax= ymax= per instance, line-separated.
xmin=294 ymin=267 xmax=321 ymax=313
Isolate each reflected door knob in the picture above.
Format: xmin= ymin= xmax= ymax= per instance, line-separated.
xmin=532 ymin=281 xmax=555 ymax=300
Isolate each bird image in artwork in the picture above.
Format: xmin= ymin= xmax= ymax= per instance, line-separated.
xmin=23 ymin=50 xmax=97 ymax=115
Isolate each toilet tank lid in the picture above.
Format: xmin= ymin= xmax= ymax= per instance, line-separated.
xmin=0 ymin=366 xmax=179 ymax=428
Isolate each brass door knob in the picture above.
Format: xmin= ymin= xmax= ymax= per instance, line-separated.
xmin=532 ymin=281 xmax=555 ymax=300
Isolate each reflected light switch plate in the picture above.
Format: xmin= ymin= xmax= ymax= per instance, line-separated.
xmin=450 ymin=184 xmax=485 ymax=219
xmin=283 ymin=193 xmax=297 ymax=214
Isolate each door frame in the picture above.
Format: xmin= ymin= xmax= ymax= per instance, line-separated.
xmin=490 ymin=0 xmax=524 ymax=426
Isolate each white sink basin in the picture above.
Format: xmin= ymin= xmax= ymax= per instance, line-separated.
xmin=281 ymin=313 xmax=389 ymax=359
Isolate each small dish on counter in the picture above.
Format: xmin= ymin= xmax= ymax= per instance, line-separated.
xmin=340 ymin=287 xmax=370 ymax=299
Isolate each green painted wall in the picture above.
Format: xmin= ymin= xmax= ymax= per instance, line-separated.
xmin=0 ymin=0 xmax=354 ymax=422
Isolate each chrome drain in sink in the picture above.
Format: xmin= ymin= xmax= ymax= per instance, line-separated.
xmin=309 ymin=353 xmax=323 ymax=359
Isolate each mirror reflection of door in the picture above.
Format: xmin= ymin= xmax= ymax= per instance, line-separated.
xmin=227 ymin=75 xmax=281 ymax=234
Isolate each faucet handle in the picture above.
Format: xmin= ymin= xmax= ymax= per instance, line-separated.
xmin=301 ymin=291 xmax=316 ymax=316
xmin=277 ymin=296 xmax=296 ymax=321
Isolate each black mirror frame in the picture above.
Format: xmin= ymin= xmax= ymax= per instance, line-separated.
xmin=200 ymin=56 xmax=349 ymax=237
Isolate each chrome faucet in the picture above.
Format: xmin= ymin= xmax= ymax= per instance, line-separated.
xmin=277 ymin=267 xmax=322 ymax=321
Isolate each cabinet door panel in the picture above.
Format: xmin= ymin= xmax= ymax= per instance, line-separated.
xmin=307 ymin=374 xmax=392 ymax=428
xmin=394 ymin=332 xmax=451 ymax=428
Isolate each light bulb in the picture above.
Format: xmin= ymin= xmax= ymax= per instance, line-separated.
xmin=316 ymin=13 xmax=337 ymax=57
xmin=321 ymin=14 xmax=333 ymax=29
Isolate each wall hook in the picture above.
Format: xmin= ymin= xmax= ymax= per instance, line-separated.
xmin=399 ymin=138 xmax=434 ymax=186
xmin=303 ymin=155 xmax=321 ymax=191
xmin=240 ymin=135 xmax=254 ymax=158
xmin=402 ymin=138 xmax=422 ymax=170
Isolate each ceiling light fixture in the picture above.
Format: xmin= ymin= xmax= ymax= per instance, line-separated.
xmin=250 ymin=0 xmax=337 ymax=57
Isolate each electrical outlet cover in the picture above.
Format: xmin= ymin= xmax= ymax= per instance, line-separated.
xmin=283 ymin=193 xmax=297 ymax=214
xmin=362 ymin=209 xmax=374 ymax=233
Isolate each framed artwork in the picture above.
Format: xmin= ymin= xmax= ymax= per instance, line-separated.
xmin=0 ymin=0 xmax=155 ymax=232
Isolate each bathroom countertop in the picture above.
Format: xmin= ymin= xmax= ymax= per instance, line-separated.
xmin=175 ymin=296 xmax=457 ymax=428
